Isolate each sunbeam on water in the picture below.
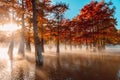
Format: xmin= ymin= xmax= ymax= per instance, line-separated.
xmin=0 ymin=47 xmax=36 ymax=80
xmin=0 ymin=47 xmax=11 ymax=80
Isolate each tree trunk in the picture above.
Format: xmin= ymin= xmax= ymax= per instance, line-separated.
xmin=64 ymin=31 xmax=67 ymax=50
xmin=18 ymin=0 xmax=25 ymax=56
xmin=86 ymin=38 xmax=88 ymax=50
xmin=102 ymin=39 xmax=105 ymax=50
xmin=8 ymin=34 xmax=14 ymax=60
xmin=18 ymin=35 xmax=25 ymax=56
xmin=65 ymin=40 xmax=67 ymax=50
xmin=56 ymin=23 xmax=60 ymax=54
xmin=79 ymin=42 xmax=82 ymax=49
xmin=70 ymin=30 xmax=72 ymax=50
xmin=41 ymin=25 xmax=44 ymax=53
xmin=32 ymin=0 xmax=43 ymax=66
xmin=26 ymin=25 xmax=31 ymax=52
xmin=26 ymin=35 xmax=31 ymax=52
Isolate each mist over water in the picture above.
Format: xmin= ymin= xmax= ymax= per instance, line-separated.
xmin=0 ymin=44 xmax=120 ymax=80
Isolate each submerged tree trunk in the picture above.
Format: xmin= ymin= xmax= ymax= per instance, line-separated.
xmin=18 ymin=0 xmax=25 ymax=56
xmin=32 ymin=0 xmax=43 ymax=66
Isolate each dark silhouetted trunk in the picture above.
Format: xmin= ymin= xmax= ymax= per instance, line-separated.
xmin=57 ymin=24 xmax=60 ymax=54
xmin=70 ymin=30 xmax=72 ymax=50
xmin=41 ymin=25 xmax=44 ymax=53
xmin=56 ymin=14 xmax=61 ymax=54
xmin=32 ymin=0 xmax=43 ymax=66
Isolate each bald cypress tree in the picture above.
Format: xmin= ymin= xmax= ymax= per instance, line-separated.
xmin=32 ymin=0 xmax=43 ymax=66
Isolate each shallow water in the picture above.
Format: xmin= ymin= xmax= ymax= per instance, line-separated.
xmin=0 ymin=47 xmax=120 ymax=80
xmin=43 ymin=54 xmax=120 ymax=80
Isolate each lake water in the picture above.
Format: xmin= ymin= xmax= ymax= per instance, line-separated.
xmin=0 ymin=46 xmax=120 ymax=80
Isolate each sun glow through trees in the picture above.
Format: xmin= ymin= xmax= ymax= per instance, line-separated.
xmin=0 ymin=23 xmax=21 ymax=32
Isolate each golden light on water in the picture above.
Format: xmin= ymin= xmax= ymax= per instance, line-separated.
xmin=0 ymin=47 xmax=36 ymax=80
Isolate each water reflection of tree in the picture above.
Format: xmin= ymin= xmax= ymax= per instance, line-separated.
xmin=17 ymin=68 xmax=24 ymax=80
xmin=11 ymin=62 xmax=24 ymax=80
xmin=10 ymin=60 xmax=36 ymax=80
xmin=46 ymin=55 xmax=72 ymax=80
